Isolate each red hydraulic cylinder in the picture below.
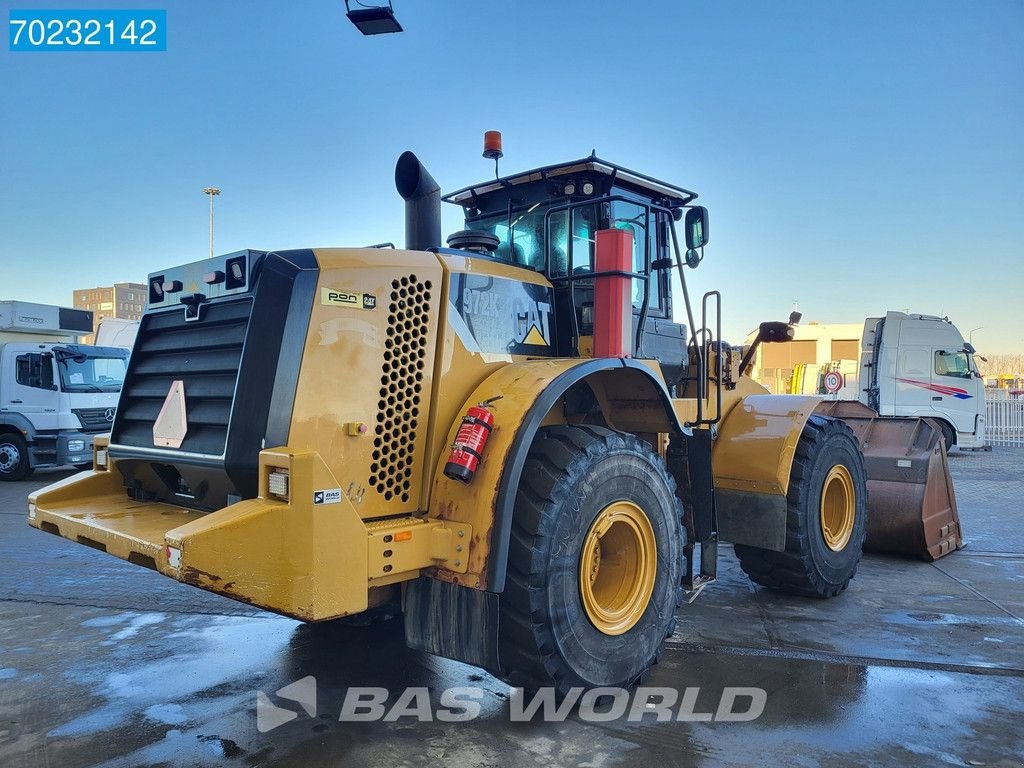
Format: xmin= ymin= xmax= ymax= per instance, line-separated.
xmin=593 ymin=228 xmax=633 ymax=358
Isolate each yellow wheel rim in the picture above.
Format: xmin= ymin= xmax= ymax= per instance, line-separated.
xmin=579 ymin=501 xmax=657 ymax=636
xmin=820 ymin=464 xmax=855 ymax=552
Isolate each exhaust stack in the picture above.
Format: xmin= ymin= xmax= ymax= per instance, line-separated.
xmin=395 ymin=151 xmax=441 ymax=252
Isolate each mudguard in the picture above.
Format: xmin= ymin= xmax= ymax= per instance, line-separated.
xmin=428 ymin=357 xmax=684 ymax=593
xmin=712 ymin=394 xmax=820 ymax=551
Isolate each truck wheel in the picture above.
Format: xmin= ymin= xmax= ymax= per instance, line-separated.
xmin=735 ymin=415 xmax=867 ymax=598
xmin=0 ymin=434 xmax=33 ymax=481
xmin=938 ymin=421 xmax=956 ymax=454
xmin=497 ymin=425 xmax=685 ymax=693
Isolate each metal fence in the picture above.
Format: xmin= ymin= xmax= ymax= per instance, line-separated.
xmin=986 ymin=398 xmax=1024 ymax=447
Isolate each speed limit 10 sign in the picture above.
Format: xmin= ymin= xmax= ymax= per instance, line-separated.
xmin=823 ymin=370 xmax=844 ymax=394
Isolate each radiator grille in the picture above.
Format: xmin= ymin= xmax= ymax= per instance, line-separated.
xmin=112 ymin=299 xmax=251 ymax=456
xmin=369 ymin=275 xmax=432 ymax=503
xmin=73 ymin=407 xmax=116 ymax=432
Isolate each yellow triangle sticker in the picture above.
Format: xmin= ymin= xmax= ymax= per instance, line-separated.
xmin=523 ymin=325 xmax=548 ymax=346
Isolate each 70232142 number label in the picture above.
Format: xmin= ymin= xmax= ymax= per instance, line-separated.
xmin=9 ymin=9 xmax=167 ymax=51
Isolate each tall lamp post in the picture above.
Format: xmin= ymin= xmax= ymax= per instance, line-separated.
xmin=969 ymin=327 xmax=984 ymax=345
xmin=203 ymin=187 xmax=221 ymax=259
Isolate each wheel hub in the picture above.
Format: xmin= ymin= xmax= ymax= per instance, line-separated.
xmin=579 ymin=500 xmax=657 ymax=636
xmin=820 ymin=464 xmax=855 ymax=552
xmin=0 ymin=443 xmax=20 ymax=473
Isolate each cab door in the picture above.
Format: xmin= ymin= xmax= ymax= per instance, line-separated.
xmin=892 ymin=346 xmax=933 ymax=417
xmin=4 ymin=351 xmax=61 ymax=431
xmin=931 ymin=348 xmax=980 ymax=436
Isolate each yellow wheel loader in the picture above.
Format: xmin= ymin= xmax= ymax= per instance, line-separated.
xmin=27 ymin=141 xmax=959 ymax=693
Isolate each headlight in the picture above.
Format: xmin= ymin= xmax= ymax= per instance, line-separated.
xmin=268 ymin=470 xmax=289 ymax=500
xmin=67 ymin=439 xmax=85 ymax=452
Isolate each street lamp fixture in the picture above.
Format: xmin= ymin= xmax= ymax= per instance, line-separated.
xmin=345 ymin=1 xmax=403 ymax=35
xmin=969 ymin=327 xmax=984 ymax=345
xmin=203 ymin=187 xmax=221 ymax=259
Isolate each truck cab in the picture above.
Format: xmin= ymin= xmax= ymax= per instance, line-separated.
xmin=0 ymin=301 xmax=129 ymax=479
xmin=860 ymin=311 xmax=985 ymax=449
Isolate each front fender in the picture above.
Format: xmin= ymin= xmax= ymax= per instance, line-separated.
xmin=428 ymin=357 xmax=682 ymax=592
xmin=0 ymin=413 xmax=37 ymax=439
xmin=712 ymin=394 xmax=821 ymax=550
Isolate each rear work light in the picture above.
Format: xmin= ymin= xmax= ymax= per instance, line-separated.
xmin=268 ymin=470 xmax=289 ymax=500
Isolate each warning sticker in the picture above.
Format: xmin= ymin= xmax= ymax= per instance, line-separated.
xmin=313 ymin=488 xmax=342 ymax=505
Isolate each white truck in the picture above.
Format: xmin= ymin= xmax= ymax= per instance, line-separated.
xmin=0 ymin=301 xmax=130 ymax=480
xmin=771 ymin=313 xmax=986 ymax=450
xmin=856 ymin=312 xmax=986 ymax=451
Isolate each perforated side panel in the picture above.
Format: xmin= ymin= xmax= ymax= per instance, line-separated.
xmin=369 ymin=275 xmax=433 ymax=502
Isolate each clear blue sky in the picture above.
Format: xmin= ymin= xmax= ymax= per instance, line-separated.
xmin=1 ymin=0 xmax=1021 ymax=351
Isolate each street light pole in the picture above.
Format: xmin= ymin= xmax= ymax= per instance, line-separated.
xmin=203 ymin=187 xmax=221 ymax=258
xmin=969 ymin=327 xmax=984 ymax=345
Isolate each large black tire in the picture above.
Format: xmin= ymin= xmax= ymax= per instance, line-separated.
xmin=734 ymin=415 xmax=867 ymax=598
xmin=496 ymin=425 xmax=686 ymax=693
xmin=0 ymin=433 xmax=33 ymax=481
xmin=937 ymin=420 xmax=956 ymax=455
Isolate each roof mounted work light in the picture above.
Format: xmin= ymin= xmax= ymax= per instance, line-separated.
xmin=344 ymin=1 xmax=403 ymax=35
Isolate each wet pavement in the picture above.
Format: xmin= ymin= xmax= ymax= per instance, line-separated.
xmin=1 ymin=450 xmax=1022 ymax=767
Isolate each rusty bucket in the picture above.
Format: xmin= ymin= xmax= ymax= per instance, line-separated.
xmin=815 ymin=400 xmax=964 ymax=560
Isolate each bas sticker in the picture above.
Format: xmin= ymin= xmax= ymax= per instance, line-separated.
xmin=322 ymin=288 xmax=376 ymax=310
xmin=313 ymin=489 xmax=342 ymax=505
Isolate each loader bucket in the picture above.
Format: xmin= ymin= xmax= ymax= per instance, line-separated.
xmin=815 ymin=400 xmax=964 ymax=560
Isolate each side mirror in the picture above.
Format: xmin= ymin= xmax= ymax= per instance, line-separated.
xmin=758 ymin=321 xmax=794 ymax=343
xmin=684 ymin=206 xmax=709 ymax=250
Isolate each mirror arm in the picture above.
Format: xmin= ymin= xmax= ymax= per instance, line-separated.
xmin=739 ymin=338 xmax=761 ymax=378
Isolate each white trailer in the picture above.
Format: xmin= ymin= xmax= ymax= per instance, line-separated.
xmin=0 ymin=301 xmax=129 ymax=479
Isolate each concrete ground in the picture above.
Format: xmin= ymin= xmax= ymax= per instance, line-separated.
xmin=1 ymin=450 xmax=1022 ymax=768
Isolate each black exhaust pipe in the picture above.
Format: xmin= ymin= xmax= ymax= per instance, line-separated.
xmin=395 ymin=151 xmax=441 ymax=252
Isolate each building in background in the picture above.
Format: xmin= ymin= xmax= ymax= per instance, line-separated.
xmin=72 ymin=283 xmax=146 ymax=344
xmin=746 ymin=322 xmax=862 ymax=394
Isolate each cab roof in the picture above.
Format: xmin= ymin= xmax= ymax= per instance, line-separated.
xmin=442 ymin=153 xmax=698 ymax=209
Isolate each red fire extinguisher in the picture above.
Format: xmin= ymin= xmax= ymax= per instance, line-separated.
xmin=444 ymin=401 xmax=496 ymax=483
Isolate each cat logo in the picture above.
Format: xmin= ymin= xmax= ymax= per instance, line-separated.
xmin=321 ymin=288 xmax=376 ymax=310
xmin=521 ymin=324 xmax=548 ymax=346
xmin=513 ymin=298 xmax=551 ymax=347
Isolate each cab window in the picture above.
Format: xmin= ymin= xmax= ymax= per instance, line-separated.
xmin=935 ymin=351 xmax=971 ymax=379
xmin=610 ymin=200 xmax=660 ymax=311
xmin=548 ymin=201 xmax=663 ymax=313
xmin=466 ymin=204 xmax=551 ymax=272
xmin=15 ymin=354 xmax=54 ymax=389
xmin=547 ymin=204 xmax=599 ymax=278
xmin=898 ymin=348 xmax=930 ymax=377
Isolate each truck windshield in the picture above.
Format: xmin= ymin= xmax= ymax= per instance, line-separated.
xmin=54 ymin=350 xmax=128 ymax=393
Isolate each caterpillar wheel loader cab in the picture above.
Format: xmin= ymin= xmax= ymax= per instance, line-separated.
xmin=29 ymin=141 xmax=886 ymax=693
